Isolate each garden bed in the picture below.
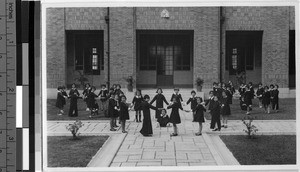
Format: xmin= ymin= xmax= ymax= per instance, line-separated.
xmin=48 ymin=135 xmax=109 ymax=167
xmin=219 ymin=135 xmax=296 ymax=165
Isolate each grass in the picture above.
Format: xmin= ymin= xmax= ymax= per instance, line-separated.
xmin=204 ymin=98 xmax=295 ymax=120
xmin=220 ymin=135 xmax=296 ymax=165
xmin=47 ymin=99 xmax=110 ymax=120
xmin=48 ymin=136 xmax=109 ymax=167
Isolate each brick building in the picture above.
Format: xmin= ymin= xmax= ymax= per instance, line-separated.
xmin=46 ymin=7 xmax=295 ymax=94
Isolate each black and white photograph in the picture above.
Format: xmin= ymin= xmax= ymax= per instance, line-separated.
xmin=41 ymin=1 xmax=297 ymax=171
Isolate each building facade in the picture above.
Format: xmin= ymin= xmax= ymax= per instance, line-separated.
xmin=46 ymin=7 xmax=295 ymax=92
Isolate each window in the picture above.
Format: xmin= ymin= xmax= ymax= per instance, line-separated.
xmin=67 ymin=31 xmax=104 ymax=75
xmin=226 ymin=31 xmax=262 ymax=75
xmin=138 ymin=32 xmax=192 ymax=71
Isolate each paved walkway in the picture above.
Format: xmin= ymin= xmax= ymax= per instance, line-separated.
xmin=47 ymin=109 xmax=295 ymax=167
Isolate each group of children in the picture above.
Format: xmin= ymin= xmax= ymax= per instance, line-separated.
xmin=239 ymin=82 xmax=280 ymax=114
xmin=55 ymin=80 xmax=280 ymax=136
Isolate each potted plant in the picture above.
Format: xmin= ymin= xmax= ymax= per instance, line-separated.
xmin=195 ymin=77 xmax=204 ymax=92
xmin=125 ymin=76 xmax=134 ymax=92
xmin=242 ymin=115 xmax=258 ymax=139
xmin=66 ymin=120 xmax=84 ymax=140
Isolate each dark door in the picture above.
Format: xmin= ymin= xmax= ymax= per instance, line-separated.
xmin=157 ymin=44 xmax=174 ymax=87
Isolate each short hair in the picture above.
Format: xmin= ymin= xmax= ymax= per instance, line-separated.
xmin=161 ymin=108 xmax=167 ymax=113
xmin=57 ymin=86 xmax=62 ymax=90
xmin=144 ymin=95 xmax=150 ymax=100
xmin=248 ymin=82 xmax=253 ymax=85
xmin=174 ymin=88 xmax=179 ymax=91
xmin=191 ymin=90 xmax=196 ymax=94
xmin=71 ymin=83 xmax=76 ymax=87
xmin=91 ymin=86 xmax=96 ymax=91
xmin=85 ymin=83 xmax=90 ymax=87
xmin=116 ymin=84 xmax=121 ymax=88
xmin=270 ymin=84 xmax=274 ymax=88
xmin=101 ymin=84 xmax=106 ymax=88
xmin=209 ymin=91 xmax=214 ymax=94
xmin=275 ymin=84 xmax=279 ymax=88
xmin=120 ymin=95 xmax=127 ymax=100
xmin=156 ymin=88 xmax=163 ymax=93
xmin=264 ymin=86 xmax=269 ymax=89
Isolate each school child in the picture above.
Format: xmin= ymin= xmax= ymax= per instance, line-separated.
xmin=186 ymin=90 xmax=202 ymax=122
xmin=114 ymin=84 xmax=124 ymax=97
xmin=271 ymin=84 xmax=279 ymax=112
xmin=256 ymin=83 xmax=264 ymax=108
xmin=262 ymin=86 xmax=271 ymax=114
xmin=205 ymin=91 xmax=215 ymax=119
xmin=220 ymin=91 xmax=231 ymax=128
xmin=170 ymin=88 xmax=183 ymax=108
xmin=140 ymin=95 xmax=160 ymax=136
xmin=186 ymin=97 xmax=206 ymax=136
xmin=68 ymin=83 xmax=80 ymax=117
xmin=228 ymin=81 xmax=235 ymax=94
xmin=238 ymin=83 xmax=246 ymax=96
xmin=225 ymin=85 xmax=233 ymax=105
xmin=248 ymin=82 xmax=255 ymax=100
xmin=210 ymin=96 xmax=221 ymax=131
xmin=117 ymin=95 xmax=130 ymax=133
xmin=167 ymin=97 xmax=184 ymax=136
xmin=132 ymin=89 xmax=143 ymax=122
xmin=150 ymin=88 xmax=169 ymax=120
xmin=61 ymin=86 xmax=68 ymax=107
xmin=86 ymin=86 xmax=98 ymax=118
xmin=157 ymin=109 xmax=170 ymax=127
xmin=108 ymin=94 xmax=117 ymax=131
xmin=55 ymin=86 xmax=67 ymax=115
xmin=212 ymin=82 xmax=218 ymax=96
xmin=82 ymin=83 xmax=91 ymax=111
xmin=113 ymin=94 xmax=120 ymax=127
xmin=243 ymin=86 xmax=253 ymax=115
xmin=216 ymin=83 xmax=223 ymax=100
xmin=98 ymin=84 xmax=109 ymax=116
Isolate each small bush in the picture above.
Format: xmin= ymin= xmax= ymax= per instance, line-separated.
xmin=242 ymin=115 xmax=258 ymax=139
xmin=66 ymin=120 xmax=84 ymax=139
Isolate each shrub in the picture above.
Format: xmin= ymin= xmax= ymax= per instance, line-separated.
xmin=66 ymin=120 xmax=84 ymax=139
xmin=242 ymin=115 xmax=258 ymax=139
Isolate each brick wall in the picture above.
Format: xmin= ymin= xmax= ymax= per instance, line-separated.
xmin=224 ymin=7 xmax=291 ymax=88
xmin=110 ymin=7 xmax=135 ymax=89
xmin=46 ymin=8 xmax=65 ymax=88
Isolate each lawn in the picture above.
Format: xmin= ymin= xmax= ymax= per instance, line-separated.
xmin=47 ymin=99 xmax=110 ymax=120
xmin=220 ymin=135 xmax=296 ymax=165
xmin=48 ymin=136 xmax=109 ymax=167
xmin=205 ymin=98 xmax=295 ymax=120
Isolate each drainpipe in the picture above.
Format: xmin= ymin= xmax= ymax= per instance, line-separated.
xmin=219 ymin=7 xmax=225 ymax=83
xmin=105 ymin=7 xmax=110 ymax=88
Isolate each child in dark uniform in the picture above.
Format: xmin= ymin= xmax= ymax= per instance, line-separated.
xmin=132 ymin=89 xmax=143 ymax=122
xmin=186 ymin=90 xmax=202 ymax=122
xmin=82 ymin=83 xmax=91 ymax=111
xmin=170 ymin=88 xmax=183 ymax=107
xmin=98 ymin=84 xmax=109 ymax=116
xmin=205 ymin=91 xmax=215 ymax=120
xmin=150 ymin=88 xmax=169 ymax=120
xmin=157 ymin=109 xmax=170 ymax=127
xmin=210 ymin=96 xmax=221 ymax=131
xmin=114 ymin=84 xmax=124 ymax=97
xmin=140 ymin=95 xmax=160 ymax=136
xmin=256 ymin=83 xmax=264 ymax=108
xmin=243 ymin=86 xmax=253 ymax=115
xmin=68 ymin=83 xmax=80 ymax=117
xmin=271 ymin=84 xmax=279 ymax=112
xmin=167 ymin=97 xmax=184 ymax=136
xmin=108 ymin=94 xmax=117 ymax=131
xmin=262 ymin=86 xmax=271 ymax=114
xmin=186 ymin=97 xmax=206 ymax=136
xmin=220 ymin=91 xmax=231 ymax=128
xmin=87 ymin=86 xmax=99 ymax=118
xmin=61 ymin=86 xmax=68 ymax=108
xmin=117 ymin=95 xmax=130 ymax=133
xmin=55 ymin=86 xmax=67 ymax=115
xmin=113 ymin=94 xmax=120 ymax=127
xmin=225 ymin=85 xmax=233 ymax=105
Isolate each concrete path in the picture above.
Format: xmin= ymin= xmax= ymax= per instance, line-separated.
xmin=47 ymin=108 xmax=296 ymax=167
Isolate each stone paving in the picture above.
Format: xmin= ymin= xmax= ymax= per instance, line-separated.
xmin=48 ymin=108 xmax=296 ymax=167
